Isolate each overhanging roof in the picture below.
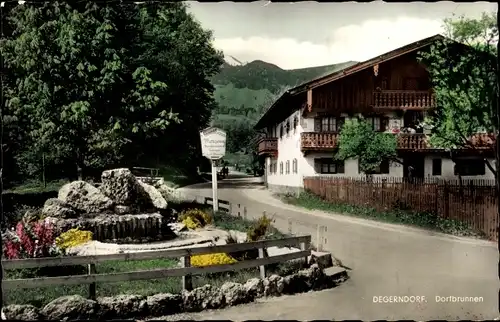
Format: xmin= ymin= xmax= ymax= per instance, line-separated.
xmin=254 ymin=34 xmax=446 ymax=130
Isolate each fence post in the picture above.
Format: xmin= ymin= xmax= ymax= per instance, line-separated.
xmin=181 ymin=255 xmax=193 ymax=291
xmin=258 ymin=247 xmax=267 ymax=279
xmin=443 ymin=182 xmax=449 ymax=219
xmin=323 ymin=226 xmax=328 ymax=249
xmin=288 ymin=218 xmax=292 ymax=235
xmin=317 ymin=226 xmax=324 ymax=252
xmin=299 ymin=240 xmax=310 ymax=268
xmin=243 ymin=206 xmax=247 ymax=220
xmin=316 ymin=225 xmax=321 ymax=251
xmin=88 ymin=263 xmax=96 ymax=300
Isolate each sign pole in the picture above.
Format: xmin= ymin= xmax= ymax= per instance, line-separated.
xmin=211 ymin=160 xmax=219 ymax=212
xmin=200 ymin=127 xmax=226 ymax=214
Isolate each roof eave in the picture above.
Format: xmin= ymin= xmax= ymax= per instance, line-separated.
xmin=289 ymin=34 xmax=446 ymax=95
xmin=254 ymin=91 xmax=290 ymax=130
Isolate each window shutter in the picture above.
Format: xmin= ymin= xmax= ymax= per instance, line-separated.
xmin=314 ymin=159 xmax=321 ymax=173
xmin=314 ymin=117 xmax=321 ymax=132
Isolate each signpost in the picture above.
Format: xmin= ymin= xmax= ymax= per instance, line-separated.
xmin=200 ymin=127 xmax=227 ymax=212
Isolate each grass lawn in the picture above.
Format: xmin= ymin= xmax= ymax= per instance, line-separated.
xmin=3 ymin=179 xmax=68 ymax=194
xmin=279 ymin=191 xmax=486 ymax=239
xmin=5 ymin=207 xmax=296 ymax=307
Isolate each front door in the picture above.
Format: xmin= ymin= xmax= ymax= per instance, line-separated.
xmin=403 ymin=155 xmax=425 ymax=179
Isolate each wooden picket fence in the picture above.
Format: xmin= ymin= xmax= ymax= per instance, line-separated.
xmin=304 ymin=176 xmax=498 ymax=241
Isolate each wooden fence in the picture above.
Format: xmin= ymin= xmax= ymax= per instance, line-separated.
xmin=2 ymin=235 xmax=311 ymax=300
xmin=204 ymin=197 xmax=232 ymax=213
xmin=203 ymin=197 xmax=328 ymax=251
xmin=304 ymin=176 xmax=498 ymax=241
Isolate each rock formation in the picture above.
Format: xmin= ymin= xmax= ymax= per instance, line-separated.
xmin=41 ymin=168 xmax=174 ymax=243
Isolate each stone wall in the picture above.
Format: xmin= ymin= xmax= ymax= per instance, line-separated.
xmin=4 ymin=265 xmax=348 ymax=321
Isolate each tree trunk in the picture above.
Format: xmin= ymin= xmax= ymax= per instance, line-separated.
xmin=77 ymin=163 xmax=83 ymax=181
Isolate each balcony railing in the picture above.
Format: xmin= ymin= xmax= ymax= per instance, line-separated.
xmin=373 ymin=90 xmax=436 ymax=110
xmin=397 ymin=133 xmax=429 ymax=150
xmin=257 ymin=137 xmax=278 ymax=156
xmin=301 ymin=132 xmax=339 ymax=151
xmin=302 ymin=132 xmax=429 ymax=151
xmin=301 ymin=132 xmax=495 ymax=153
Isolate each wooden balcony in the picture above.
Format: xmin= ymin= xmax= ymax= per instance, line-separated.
xmin=302 ymin=132 xmax=430 ymax=152
xmin=301 ymin=132 xmax=339 ymax=152
xmin=301 ymin=132 xmax=495 ymax=153
xmin=372 ymin=90 xmax=436 ymax=110
xmin=257 ymin=137 xmax=278 ymax=156
xmin=397 ymin=133 xmax=429 ymax=150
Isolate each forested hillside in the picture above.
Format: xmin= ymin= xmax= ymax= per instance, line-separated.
xmin=210 ymin=59 xmax=357 ymax=166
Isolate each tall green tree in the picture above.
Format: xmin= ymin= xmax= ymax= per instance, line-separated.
xmin=1 ymin=2 xmax=223 ymax=179
xmin=418 ymin=12 xmax=498 ymax=176
xmin=334 ymin=119 xmax=398 ymax=174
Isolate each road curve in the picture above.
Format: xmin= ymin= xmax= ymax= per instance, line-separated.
xmin=176 ymin=173 xmax=498 ymax=321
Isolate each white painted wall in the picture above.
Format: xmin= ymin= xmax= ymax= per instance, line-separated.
xmin=263 ymin=110 xmax=493 ymax=189
xmin=266 ymin=110 xmax=303 ymax=188
xmin=301 ymin=153 xmax=403 ymax=178
xmin=424 ymin=155 xmax=496 ymax=180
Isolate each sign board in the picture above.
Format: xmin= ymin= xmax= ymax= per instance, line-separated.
xmin=200 ymin=127 xmax=227 ymax=160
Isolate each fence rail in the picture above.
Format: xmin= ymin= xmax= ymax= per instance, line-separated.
xmin=303 ymin=176 xmax=498 ymax=241
xmin=3 ymin=235 xmax=311 ymax=299
xmin=204 ymin=197 xmax=231 ymax=213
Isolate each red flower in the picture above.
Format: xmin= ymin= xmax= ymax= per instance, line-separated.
xmin=4 ymin=241 xmax=21 ymax=259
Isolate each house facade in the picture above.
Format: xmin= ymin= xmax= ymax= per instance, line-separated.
xmin=255 ymin=34 xmax=496 ymax=194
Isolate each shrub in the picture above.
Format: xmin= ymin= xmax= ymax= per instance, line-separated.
xmin=179 ymin=209 xmax=213 ymax=230
xmin=182 ymin=216 xmax=202 ymax=230
xmin=55 ymin=229 xmax=93 ymax=250
xmin=2 ymin=221 xmax=61 ymax=259
xmin=191 ymin=253 xmax=237 ymax=267
xmin=247 ymin=214 xmax=274 ymax=242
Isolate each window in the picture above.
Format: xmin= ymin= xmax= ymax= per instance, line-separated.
xmin=286 ymin=160 xmax=290 ymax=174
xmin=292 ymin=158 xmax=298 ymax=173
xmin=285 ymin=120 xmax=290 ymax=137
xmin=280 ymin=162 xmax=284 ymax=174
xmin=269 ymin=163 xmax=273 ymax=174
xmin=366 ymin=117 xmax=381 ymax=132
xmin=432 ymin=158 xmax=442 ymax=176
xmin=293 ymin=116 xmax=298 ymax=133
xmin=454 ymin=159 xmax=485 ymax=176
xmin=314 ymin=158 xmax=345 ymax=174
xmin=359 ymin=159 xmax=390 ymax=174
xmin=279 ymin=124 xmax=284 ymax=138
xmin=318 ymin=117 xmax=345 ymax=132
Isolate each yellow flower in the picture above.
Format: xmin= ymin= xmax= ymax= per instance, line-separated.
xmin=191 ymin=253 xmax=237 ymax=267
xmin=179 ymin=209 xmax=213 ymax=230
xmin=183 ymin=216 xmax=202 ymax=230
xmin=56 ymin=229 xmax=93 ymax=250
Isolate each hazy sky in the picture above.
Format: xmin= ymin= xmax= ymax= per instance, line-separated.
xmin=186 ymin=1 xmax=497 ymax=69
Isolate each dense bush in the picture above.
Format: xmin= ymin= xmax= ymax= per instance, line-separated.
xmin=247 ymin=214 xmax=274 ymax=242
xmin=55 ymin=229 xmax=93 ymax=250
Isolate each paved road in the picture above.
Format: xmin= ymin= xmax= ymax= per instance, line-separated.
xmin=176 ymin=173 xmax=498 ymax=320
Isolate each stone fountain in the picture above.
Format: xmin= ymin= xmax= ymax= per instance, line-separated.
xmin=41 ymin=168 xmax=176 ymax=244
